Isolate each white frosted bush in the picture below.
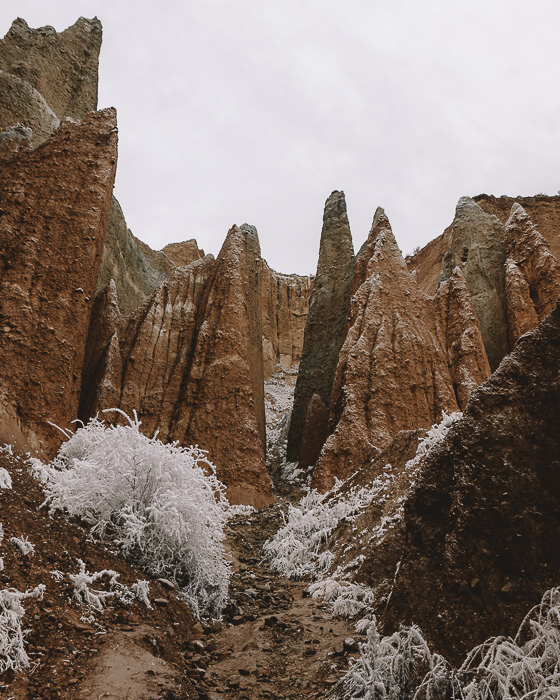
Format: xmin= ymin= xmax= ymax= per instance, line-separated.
xmin=0 ymin=584 xmax=45 ymax=673
xmin=9 ymin=537 xmax=35 ymax=556
xmin=35 ymin=411 xmax=230 ymax=618
xmin=331 ymin=587 xmax=560 ymax=699
xmin=264 ymin=413 xmax=462 ymax=583
xmin=264 ymin=484 xmax=376 ymax=580
xmin=308 ymin=578 xmax=374 ymax=619
xmin=68 ymin=560 xmax=152 ymax=611
xmin=0 ymin=467 xmax=12 ymax=490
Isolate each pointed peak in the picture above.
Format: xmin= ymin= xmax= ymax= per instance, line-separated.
xmin=370 ymin=207 xmax=400 ymax=255
xmin=323 ymin=190 xmax=347 ymax=222
xmin=316 ymin=191 xmax=353 ymax=277
xmin=455 ymin=196 xmax=481 ymax=216
xmin=506 ymin=202 xmax=530 ymax=228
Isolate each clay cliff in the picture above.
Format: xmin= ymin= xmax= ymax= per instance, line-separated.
xmin=0 ymin=109 xmax=117 ymax=455
xmin=287 ymin=191 xmax=354 ymax=464
xmin=378 ymin=299 xmax=560 ymax=661
xmin=311 ymin=208 xmax=490 ymax=490
xmin=81 ymin=227 xmax=275 ymax=507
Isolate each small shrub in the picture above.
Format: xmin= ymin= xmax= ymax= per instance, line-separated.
xmin=330 ymin=587 xmax=560 ymax=699
xmin=33 ymin=411 xmax=230 ymax=618
xmin=0 ymin=585 xmax=45 ymax=673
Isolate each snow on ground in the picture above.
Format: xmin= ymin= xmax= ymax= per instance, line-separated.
xmin=264 ymin=365 xmax=311 ymax=488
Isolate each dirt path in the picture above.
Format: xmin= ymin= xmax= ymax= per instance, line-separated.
xmin=182 ymin=505 xmax=363 ymax=699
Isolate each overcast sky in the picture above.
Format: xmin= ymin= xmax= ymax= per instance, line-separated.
xmin=2 ymin=1 xmax=559 ymax=274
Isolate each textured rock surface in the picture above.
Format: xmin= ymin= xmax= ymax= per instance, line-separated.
xmin=96 ymin=197 xmax=175 ymax=315
xmin=161 ymin=239 xmax=204 ymax=267
xmin=172 ymin=225 xmax=272 ymax=506
xmin=380 ymin=299 xmax=560 ymax=662
xmin=503 ymin=203 xmax=560 ymax=346
xmin=0 ymin=17 xmax=102 ymax=121
xmin=0 ymin=70 xmax=60 ymax=146
xmin=83 ymin=227 xmax=274 ymax=507
xmin=312 ymin=209 xmax=489 ymax=491
xmin=0 ymin=109 xmax=117 ymax=455
xmin=440 ymin=197 xmax=509 ymax=371
xmin=475 ymin=193 xmax=560 ymax=263
xmin=298 ymin=393 xmax=329 ymax=468
xmin=260 ymin=264 xmax=313 ymax=379
xmin=0 ymin=123 xmax=32 ymax=162
xmin=287 ymin=191 xmax=354 ymax=462
xmin=433 ymin=266 xmax=491 ymax=410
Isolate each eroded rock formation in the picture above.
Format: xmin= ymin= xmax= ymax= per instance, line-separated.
xmin=311 ymin=208 xmax=490 ymax=490
xmin=96 ymin=197 xmax=176 ymax=316
xmin=503 ymin=204 xmax=560 ymax=347
xmin=0 ymin=17 xmax=102 ymax=122
xmin=440 ymin=197 xmax=510 ymax=371
xmin=287 ymin=191 xmax=354 ymax=463
xmin=260 ymin=265 xmax=313 ymax=379
xmin=379 ymin=299 xmax=560 ymax=662
xmin=0 ymin=109 xmax=117 ymax=455
xmin=475 ymin=193 xmax=560 ymax=263
xmin=82 ymin=226 xmax=274 ymax=507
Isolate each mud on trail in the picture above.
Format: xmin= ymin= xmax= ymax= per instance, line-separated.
xmin=187 ymin=505 xmax=365 ymax=699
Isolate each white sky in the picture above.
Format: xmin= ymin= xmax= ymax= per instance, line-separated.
xmin=2 ymin=1 xmax=560 ymax=274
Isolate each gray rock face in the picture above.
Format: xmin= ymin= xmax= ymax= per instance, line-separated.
xmin=0 ymin=70 xmax=60 ymax=147
xmin=286 ymin=190 xmax=354 ymax=463
xmin=0 ymin=17 xmax=102 ymax=121
xmin=440 ymin=197 xmax=510 ymax=371
xmin=96 ymin=197 xmax=175 ymax=316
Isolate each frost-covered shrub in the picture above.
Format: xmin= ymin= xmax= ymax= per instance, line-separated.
xmin=33 ymin=411 xmax=230 ymax=618
xmin=0 ymin=584 xmax=45 ymax=673
xmin=263 ymin=484 xmax=376 ymax=580
xmin=9 ymin=537 xmax=35 ymax=556
xmin=69 ymin=560 xmax=119 ymax=612
xmin=0 ymin=466 xmax=12 ymax=490
xmin=69 ymin=560 xmax=152 ymax=611
xmin=331 ymin=587 xmax=560 ymax=699
xmin=264 ymin=413 xmax=462 ymax=584
xmin=308 ymin=578 xmax=374 ymax=619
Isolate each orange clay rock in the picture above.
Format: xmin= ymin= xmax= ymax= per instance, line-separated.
xmin=83 ymin=226 xmax=274 ymax=507
xmin=0 ymin=108 xmax=118 ymax=456
xmin=503 ymin=203 xmax=560 ymax=346
xmin=312 ymin=208 xmax=490 ymax=491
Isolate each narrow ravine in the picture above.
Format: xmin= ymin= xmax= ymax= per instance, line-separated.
xmin=180 ymin=368 xmax=367 ymax=699
xmin=184 ymin=506 xmax=366 ymax=699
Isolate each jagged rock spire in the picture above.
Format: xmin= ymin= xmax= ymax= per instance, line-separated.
xmin=286 ymin=191 xmax=354 ymax=463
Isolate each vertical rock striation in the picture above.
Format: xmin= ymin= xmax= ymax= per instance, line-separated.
xmin=312 ymin=208 xmax=490 ymax=491
xmin=440 ymin=197 xmax=510 ymax=371
xmin=0 ymin=109 xmax=118 ymax=455
xmin=287 ymin=191 xmax=354 ymax=463
xmin=260 ymin=264 xmax=313 ymax=379
xmin=82 ymin=226 xmax=274 ymax=507
xmin=503 ymin=203 xmax=560 ymax=346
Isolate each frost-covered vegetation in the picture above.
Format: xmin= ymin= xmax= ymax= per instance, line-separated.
xmin=330 ymin=588 xmax=560 ymax=699
xmin=265 ymin=413 xmax=461 ymax=583
xmin=0 ymin=520 xmax=45 ymax=673
xmin=0 ymin=584 xmax=45 ymax=673
xmin=9 ymin=536 xmax=35 ymax=556
xmin=308 ymin=578 xmax=374 ymax=619
xmin=31 ymin=411 xmax=230 ymax=618
xmin=263 ymin=483 xmax=377 ymax=580
xmin=264 ymin=413 xmax=462 ymax=621
xmin=69 ymin=559 xmax=151 ymax=611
